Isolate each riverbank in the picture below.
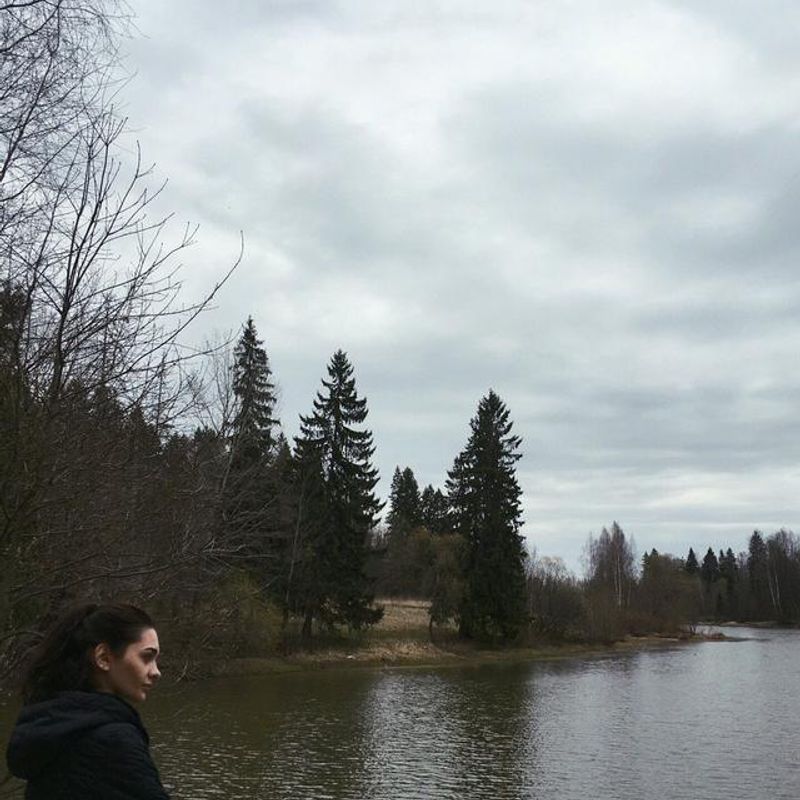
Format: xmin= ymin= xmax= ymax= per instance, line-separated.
xmin=196 ymin=599 xmax=726 ymax=679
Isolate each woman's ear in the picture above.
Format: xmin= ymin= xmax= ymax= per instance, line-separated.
xmin=93 ymin=642 xmax=112 ymax=672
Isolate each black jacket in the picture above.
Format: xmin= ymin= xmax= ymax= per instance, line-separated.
xmin=6 ymin=690 xmax=170 ymax=799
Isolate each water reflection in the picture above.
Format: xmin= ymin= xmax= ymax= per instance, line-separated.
xmin=150 ymin=671 xmax=385 ymax=799
xmin=358 ymin=666 xmax=536 ymax=800
xmin=3 ymin=628 xmax=800 ymax=799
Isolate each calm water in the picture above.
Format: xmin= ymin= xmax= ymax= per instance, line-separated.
xmin=3 ymin=627 xmax=800 ymax=799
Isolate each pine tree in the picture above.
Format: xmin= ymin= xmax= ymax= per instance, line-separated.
xmin=641 ymin=548 xmax=658 ymax=574
xmin=293 ymin=350 xmax=383 ymax=635
xmin=747 ymin=530 xmax=770 ymax=620
xmin=719 ymin=547 xmax=739 ymax=619
xmin=446 ymin=390 xmax=527 ymax=641
xmin=386 ymin=466 xmax=421 ymax=541
xmin=231 ymin=316 xmax=279 ymax=463
xmin=223 ymin=317 xmax=282 ymax=569
xmin=420 ymin=485 xmax=450 ymax=534
xmin=685 ymin=547 xmax=699 ymax=575
xmin=700 ymin=547 xmax=720 ymax=585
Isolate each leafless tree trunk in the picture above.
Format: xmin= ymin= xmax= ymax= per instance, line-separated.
xmin=0 ymin=0 xmax=242 ymax=679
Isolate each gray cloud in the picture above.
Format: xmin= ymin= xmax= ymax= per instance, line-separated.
xmin=124 ymin=0 xmax=800 ymax=570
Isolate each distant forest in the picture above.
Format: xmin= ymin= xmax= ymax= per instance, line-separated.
xmin=2 ymin=2 xmax=799 ymax=682
xmin=380 ymin=481 xmax=800 ymax=641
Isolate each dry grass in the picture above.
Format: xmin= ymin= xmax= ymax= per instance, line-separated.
xmin=198 ymin=598 xmax=724 ymax=679
xmin=374 ymin=598 xmax=431 ymax=632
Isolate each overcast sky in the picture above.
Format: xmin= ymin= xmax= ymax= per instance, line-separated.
xmin=123 ymin=0 xmax=800 ymax=572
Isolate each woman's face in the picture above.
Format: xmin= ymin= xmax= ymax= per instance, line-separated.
xmin=93 ymin=627 xmax=161 ymax=704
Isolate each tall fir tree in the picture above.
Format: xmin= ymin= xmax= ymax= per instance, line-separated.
xmin=223 ymin=317 xmax=282 ymax=573
xmin=747 ymin=530 xmax=770 ymax=620
xmin=446 ymin=390 xmax=527 ymax=641
xmin=231 ymin=316 xmax=279 ymax=463
xmin=293 ymin=350 xmax=383 ymax=636
xmin=719 ymin=547 xmax=739 ymax=619
xmin=685 ymin=547 xmax=699 ymax=575
xmin=700 ymin=547 xmax=720 ymax=585
xmin=386 ymin=466 xmax=421 ymax=541
xmin=420 ymin=485 xmax=450 ymax=534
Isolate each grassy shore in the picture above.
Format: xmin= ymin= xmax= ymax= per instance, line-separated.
xmin=202 ymin=599 xmax=723 ymax=678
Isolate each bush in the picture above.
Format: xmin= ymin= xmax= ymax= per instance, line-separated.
xmin=160 ymin=572 xmax=282 ymax=661
xmin=526 ymin=556 xmax=586 ymax=642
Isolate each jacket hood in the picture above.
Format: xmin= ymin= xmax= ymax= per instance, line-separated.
xmin=6 ymin=690 xmax=146 ymax=780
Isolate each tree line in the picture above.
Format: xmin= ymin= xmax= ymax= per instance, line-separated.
xmin=2 ymin=1 xmax=799 ymax=682
xmin=379 ymin=478 xmax=800 ymax=644
xmin=0 ymin=0 xmax=457 ymax=672
xmin=0 ymin=0 xmax=536 ymax=658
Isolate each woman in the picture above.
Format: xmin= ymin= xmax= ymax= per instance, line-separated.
xmin=5 ymin=603 xmax=170 ymax=799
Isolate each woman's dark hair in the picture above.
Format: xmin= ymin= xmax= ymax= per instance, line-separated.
xmin=21 ymin=603 xmax=155 ymax=704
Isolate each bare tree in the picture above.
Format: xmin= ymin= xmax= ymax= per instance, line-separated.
xmin=0 ymin=0 xmax=241 ymax=676
xmin=586 ymin=521 xmax=636 ymax=609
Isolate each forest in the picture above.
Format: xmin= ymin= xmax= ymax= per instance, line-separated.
xmin=2 ymin=1 xmax=800 ymax=684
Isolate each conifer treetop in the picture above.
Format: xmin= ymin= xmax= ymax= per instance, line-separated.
xmin=231 ymin=315 xmax=279 ymax=457
xmin=296 ymin=349 xmax=381 ymax=528
xmin=446 ymin=389 xmax=527 ymax=641
xmin=447 ymin=389 xmax=523 ymax=538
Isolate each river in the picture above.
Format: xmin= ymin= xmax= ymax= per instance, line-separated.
xmin=3 ymin=627 xmax=799 ymax=799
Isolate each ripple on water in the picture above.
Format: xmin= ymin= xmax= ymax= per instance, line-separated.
xmin=144 ymin=630 xmax=800 ymax=800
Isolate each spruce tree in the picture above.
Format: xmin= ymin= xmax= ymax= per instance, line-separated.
xmin=293 ymin=350 xmax=383 ymax=635
xmin=223 ymin=317 xmax=281 ymax=568
xmin=386 ymin=466 xmax=421 ymax=541
xmin=685 ymin=547 xmax=699 ymax=575
xmin=700 ymin=547 xmax=720 ymax=585
xmin=231 ymin=316 xmax=279 ymax=463
xmin=446 ymin=390 xmax=527 ymax=641
xmin=719 ymin=547 xmax=739 ymax=619
xmin=420 ymin=485 xmax=450 ymax=534
xmin=747 ymin=530 xmax=770 ymax=620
